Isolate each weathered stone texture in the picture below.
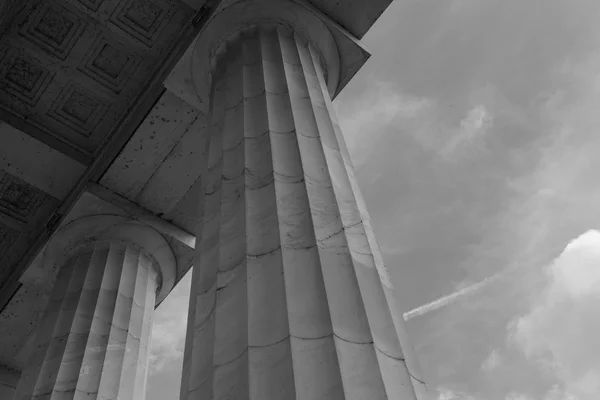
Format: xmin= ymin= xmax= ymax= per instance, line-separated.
xmin=181 ymin=28 xmax=418 ymax=400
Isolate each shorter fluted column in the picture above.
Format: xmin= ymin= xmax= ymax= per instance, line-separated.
xmin=13 ymin=216 xmax=175 ymax=400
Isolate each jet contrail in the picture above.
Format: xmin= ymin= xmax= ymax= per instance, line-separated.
xmin=403 ymin=265 xmax=518 ymax=321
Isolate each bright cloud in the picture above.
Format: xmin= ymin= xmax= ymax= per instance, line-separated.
xmin=460 ymin=105 xmax=489 ymax=134
xmin=435 ymin=387 xmax=476 ymax=400
xmin=437 ymin=388 xmax=458 ymax=400
xmin=511 ymin=230 xmax=600 ymax=400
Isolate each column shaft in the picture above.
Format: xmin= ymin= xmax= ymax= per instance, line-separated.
xmin=181 ymin=27 xmax=419 ymax=400
xmin=13 ymin=242 xmax=157 ymax=400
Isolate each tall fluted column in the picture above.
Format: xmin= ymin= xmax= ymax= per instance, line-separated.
xmin=13 ymin=217 xmax=175 ymax=400
xmin=181 ymin=27 xmax=419 ymax=400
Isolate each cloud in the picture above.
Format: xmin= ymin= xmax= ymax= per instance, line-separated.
xmin=435 ymin=387 xmax=476 ymax=400
xmin=149 ymin=270 xmax=192 ymax=375
xmin=505 ymin=394 xmax=533 ymax=400
xmin=500 ymin=47 xmax=600 ymax=273
xmin=335 ymin=80 xmax=431 ymax=167
xmin=503 ymin=386 xmax=579 ymax=400
xmin=511 ymin=230 xmax=600 ymax=400
xmin=542 ymin=385 xmax=579 ymax=400
xmin=442 ymin=104 xmax=493 ymax=157
xmin=481 ymin=349 xmax=501 ymax=371
xmin=355 ymin=2 xmax=600 ymax=400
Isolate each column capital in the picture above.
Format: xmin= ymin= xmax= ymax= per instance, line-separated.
xmin=195 ymin=0 xmax=340 ymax=96
xmin=164 ymin=0 xmax=370 ymax=112
xmin=40 ymin=215 xmax=177 ymax=305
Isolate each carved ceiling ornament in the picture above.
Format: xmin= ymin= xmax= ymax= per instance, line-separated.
xmin=47 ymin=81 xmax=110 ymax=137
xmin=0 ymin=46 xmax=54 ymax=107
xmin=0 ymin=173 xmax=47 ymax=222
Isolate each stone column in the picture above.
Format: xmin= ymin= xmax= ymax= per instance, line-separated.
xmin=181 ymin=27 xmax=419 ymax=400
xmin=13 ymin=217 xmax=175 ymax=400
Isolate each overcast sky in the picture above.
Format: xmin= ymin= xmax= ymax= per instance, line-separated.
xmin=148 ymin=1 xmax=600 ymax=399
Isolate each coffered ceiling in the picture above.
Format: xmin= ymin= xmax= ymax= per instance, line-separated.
xmin=0 ymin=0 xmax=212 ymax=312
xmin=0 ymin=0 xmax=192 ymax=165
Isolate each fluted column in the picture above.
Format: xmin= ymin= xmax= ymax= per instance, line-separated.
xmin=181 ymin=27 xmax=419 ymax=400
xmin=13 ymin=216 xmax=175 ymax=400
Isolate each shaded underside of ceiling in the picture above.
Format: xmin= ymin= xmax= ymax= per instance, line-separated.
xmin=0 ymin=0 xmax=206 ymax=314
xmin=0 ymin=0 xmax=192 ymax=164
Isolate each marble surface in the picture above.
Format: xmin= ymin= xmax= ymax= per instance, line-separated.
xmin=13 ymin=241 xmax=157 ymax=400
xmin=181 ymin=27 xmax=419 ymax=400
xmin=0 ymin=361 xmax=19 ymax=399
xmin=100 ymin=91 xmax=203 ymax=214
